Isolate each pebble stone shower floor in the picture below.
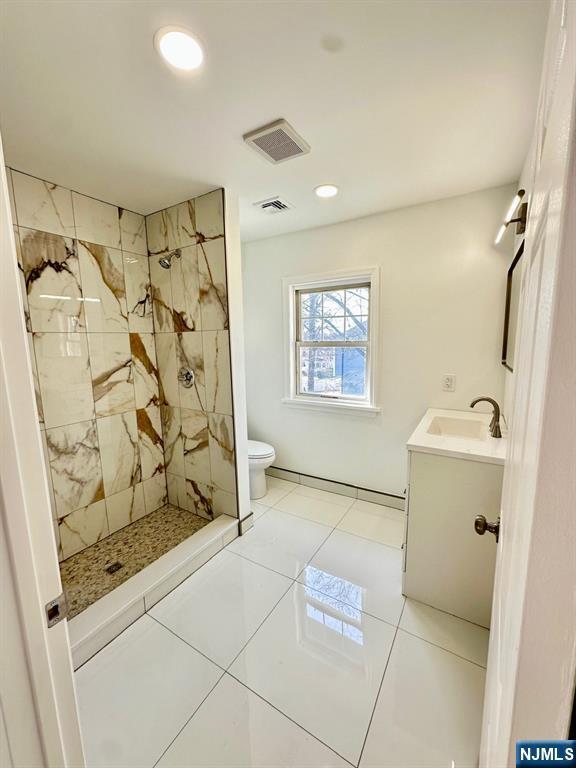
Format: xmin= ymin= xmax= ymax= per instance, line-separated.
xmin=60 ymin=504 xmax=210 ymax=618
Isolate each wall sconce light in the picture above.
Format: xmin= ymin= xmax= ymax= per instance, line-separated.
xmin=495 ymin=189 xmax=528 ymax=245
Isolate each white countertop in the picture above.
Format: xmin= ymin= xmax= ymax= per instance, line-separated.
xmin=407 ymin=408 xmax=507 ymax=465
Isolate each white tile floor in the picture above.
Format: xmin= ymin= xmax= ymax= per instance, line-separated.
xmin=76 ymin=479 xmax=488 ymax=768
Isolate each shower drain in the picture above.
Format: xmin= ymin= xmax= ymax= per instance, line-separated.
xmin=105 ymin=561 xmax=123 ymax=575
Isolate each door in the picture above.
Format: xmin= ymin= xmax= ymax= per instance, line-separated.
xmin=480 ymin=1 xmax=576 ymax=765
xmin=0 ymin=140 xmax=85 ymax=763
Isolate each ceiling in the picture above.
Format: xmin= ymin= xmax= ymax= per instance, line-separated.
xmin=0 ymin=0 xmax=548 ymax=241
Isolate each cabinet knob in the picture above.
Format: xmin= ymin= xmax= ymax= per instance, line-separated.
xmin=474 ymin=515 xmax=500 ymax=543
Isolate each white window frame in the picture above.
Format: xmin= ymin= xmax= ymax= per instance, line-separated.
xmin=282 ymin=267 xmax=381 ymax=415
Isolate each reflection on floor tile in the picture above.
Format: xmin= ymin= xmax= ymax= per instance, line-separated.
xmin=156 ymin=674 xmax=349 ymax=768
xmin=229 ymin=583 xmax=396 ymax=765
xmin=227 ymin=508 xmax=332 ymax=579
xmin=399 ymin=599 xmax=489 ymax=667
xmin=360 ymin=630 xmax=485 ymax=768
xmin=150 ymin=550 xmax=292 ymax=668
xmin=338 ymin=500 xmax=406 ymax=548
xmin=76 ymin=614 xmax=221 ymax=768
xmin=298 ymin=528 xmax=405 ymax=626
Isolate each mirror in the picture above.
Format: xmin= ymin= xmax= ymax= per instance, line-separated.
xmin=501 ymin=241 xmax=524 ymax=372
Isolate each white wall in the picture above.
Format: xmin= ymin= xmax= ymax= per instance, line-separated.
xmin=242 ymin=185 xmax=513 ymax=495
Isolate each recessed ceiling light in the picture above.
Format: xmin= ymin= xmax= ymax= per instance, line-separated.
xmin=154 ymin=27 xmax=204 ymax=71
xmin=315 ymin=184 xmax=339 ymax=198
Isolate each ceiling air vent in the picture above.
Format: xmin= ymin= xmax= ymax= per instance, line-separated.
xmin=253 ymin=196 xmax=293 ymax=214
xmin=243 ymin=119 xmax=311 ymax=164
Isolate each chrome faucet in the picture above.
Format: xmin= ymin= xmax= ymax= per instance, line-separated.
xmin=470 ymin=397 xmax=502 ymax=438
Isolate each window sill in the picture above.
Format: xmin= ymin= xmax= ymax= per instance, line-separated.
xmin=281 ymin=397 xmax=381 ymax=416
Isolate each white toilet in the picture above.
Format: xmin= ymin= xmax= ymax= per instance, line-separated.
xmin=248 ymin=440 xmax=276 ymax=500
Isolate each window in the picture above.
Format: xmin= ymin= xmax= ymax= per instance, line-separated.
xmin=283 ymin=269 xmax=379 ymax=413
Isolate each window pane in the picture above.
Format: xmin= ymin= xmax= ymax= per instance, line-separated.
xmin=345 ymin=315 xmax=368 ymax=341
xmin=299 ymin=346 xmax=367 ymax=397
xmin=300 ymin=292 xmax=322 ymax=318
xmin=301 ymin=317 xmax=322 ymax=341
xmin=322 ymin=316 xmax=344 ymax=341
xmin=342 ymin=347 xmax=367 ymax=395
xmin=345 ymin=287 xmax=369 ymax=316
xmin=322 ymin=290 xmax=346 ymax=317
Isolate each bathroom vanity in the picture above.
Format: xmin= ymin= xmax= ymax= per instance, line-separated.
xmin=403 ymin=408 xmax=506 ymax=628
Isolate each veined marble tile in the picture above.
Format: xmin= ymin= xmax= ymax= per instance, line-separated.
xmin=181 ymin=408 xmax=210 ymax=485
xmin=124 ymin=253 xmax=153 ymax=333
xmin=40 ymin=430 xmax=56 ymax=515
xmin=167 ymin=472 xmax=187 ymax=509
xmin=138 ymin=405 xmax=165 ymax=481
xmin=146 ymin=200 xmax=196 ymax=256
xmin=58 ymin=500 xmax=109 ymax=560
xmin=149 ymin=254 xmax=174 ymax=332
xmin=161 ymin=405 xmax=184 ymax=476
xmin=212 ymin=488 xmax=237 ymax=518
xmin=195 ymin=189 xmax=224 ymax=242
xmin=106 ymin=483 xmax=146 ymax=534
xmin=198 ymin=239 xmax=228 ymax=330
xmin=72 ymin=192 xmax=121 ymax=249
xmin=130 ymin=333 xmax=160 ymax=409
xmin=185 ymin=478 xmax=213 ymax=520
xmin=46 ymin=420 xmax=104 ymax=518
xmin=143 ymin=472 xmax=168 ymax=513
xmin=176 ymin=331 xmax=206 ymax=411
xmin=97 ymin=411 xmax=141 ymax=496
xmin=7 ymin=168 xmax=17 ymax=224
xmin=13 ymin=227 xmax=31 ymax=331
xmin=88 ymin=333 xmax=135 ymax=417
xmin=20 ymin=228 xmax=84 ymax=333
xmin=26 ymin=332 xmax=44 ymax=426
xmin=53 ymin=518 xmax=63 ymax=562
xmin=78 ymin=241 xmax=128 ymax=332
xmin=33 ymin=332 xmax=94 ymax=428
xmin=170 ymin=245 xmax=201 ymax=332
xmin=119 ymin=209 xmax=147 ymax=256
xmin=203 ymin=330 xmax=232 ymax=415
xmin=208 ymin=413 xmax=236 ymax=494
xmin=11 ymin=171 xmax=75 ymax=237
xmin=156 ymin=333 xmax=179 ymax=407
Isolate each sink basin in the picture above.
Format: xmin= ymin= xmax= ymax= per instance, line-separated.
xmin=427 ymin=416 xmax=485 ymax=440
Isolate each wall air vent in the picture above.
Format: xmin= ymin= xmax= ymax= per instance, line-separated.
xmin=243 ymin=119 xmax=311 ymax=164
xmin=253 ymin=196 xmax=293 ymax=214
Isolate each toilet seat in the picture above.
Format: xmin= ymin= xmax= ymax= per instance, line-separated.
xmin=248 ymin=440 xmax=275 ymax=460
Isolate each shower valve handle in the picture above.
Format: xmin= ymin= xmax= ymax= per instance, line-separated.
xmin=178 ymin=368 xmax=195 ymax=389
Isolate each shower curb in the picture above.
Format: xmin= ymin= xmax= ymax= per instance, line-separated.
xmin=68 ymin=514 xmax=238 ymax=669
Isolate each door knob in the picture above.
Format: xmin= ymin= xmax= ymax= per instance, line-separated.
xmin=474 ymin=515 xmax=500 ymax=542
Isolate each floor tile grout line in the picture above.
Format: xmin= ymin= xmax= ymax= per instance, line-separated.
xmin=147 ymin=613 xmax=228 ymax=674
xmin=395 ymin=625 xmax=488 ymax=670
xmin=225 ymin=547 xmax=300 ymax=581
xmin=223 ymin=578 xmax=296 ymax=672
xmin=356 ymin=619 xmax=403 ymax=767
xmin=151 ymin=667 xmax=227 ymax=768
xmin=225 ymin=671 xmax=356 ymax=768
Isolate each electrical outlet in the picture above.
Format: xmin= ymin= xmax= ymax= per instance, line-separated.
xmin=442 ymin=374 xmax=456 ymax=392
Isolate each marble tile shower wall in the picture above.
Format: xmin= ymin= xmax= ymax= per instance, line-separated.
xmin=7 ymin=168 xmax=166 ymax=561
xmin=145 ymin=190 xmax=237 ymax=522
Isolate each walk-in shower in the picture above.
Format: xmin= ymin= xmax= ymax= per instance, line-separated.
xmin=7 ymin=169 xmax=239 ymax=627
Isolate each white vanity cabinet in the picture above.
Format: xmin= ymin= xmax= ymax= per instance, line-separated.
xmin=403 ymin=409 xmax=506 ymax=628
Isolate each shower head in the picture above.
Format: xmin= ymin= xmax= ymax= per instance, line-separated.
xmin=158 ymin=250 xmax=181 ymax=269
